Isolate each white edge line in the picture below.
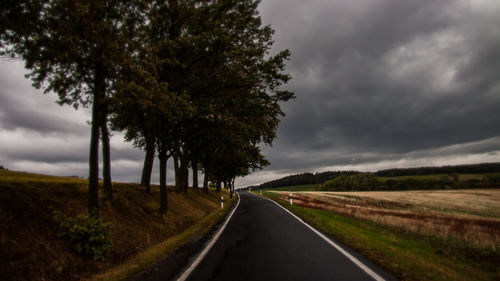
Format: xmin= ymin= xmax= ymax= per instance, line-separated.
xmin=258 ymin=192 xmax=386 ymax=281
xmin=176 ymin=191 xmax=240 ymax=281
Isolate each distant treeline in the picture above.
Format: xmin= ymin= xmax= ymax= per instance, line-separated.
xmin=374 ymin=163 xmax=500 ymax=177
xmin=318 ymin=173 xmax=500 ymax=191
xmin=257 ymin=162 xmax=500 ymax=189
xmin=258 ymin=171 xmax=359 ymax=189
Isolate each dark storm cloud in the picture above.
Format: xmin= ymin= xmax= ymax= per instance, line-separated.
xmin=0 ymin=134 xmax=143 ymax=165
xmin=3 ymin=147 xmax=87 ymax=163
xmin=110 ymin=146 xmax=145 ymax=162
xmin=1 ymin=0 xmax=500 ymax=188
xmin=0 ymin=92 xmax=89 ymax=136
xmin=0 ymin=62 xmax=165 ymax=182
xmin=0 ymin=63 xmax=89 ymax=136
xmin=254 ymin=0 xmax=500 ymax=175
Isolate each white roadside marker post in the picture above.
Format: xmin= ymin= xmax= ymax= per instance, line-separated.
xmin=260 ymin=190 xmax=262 ymax=195
xmin=221 ymin=196 xmax=224 ymax=209
xmin=289 ymin=193 xmax=293 ymax=205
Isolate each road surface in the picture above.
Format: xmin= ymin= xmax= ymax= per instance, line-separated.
xmin=184 ymin=191 xmax=395 ymax=281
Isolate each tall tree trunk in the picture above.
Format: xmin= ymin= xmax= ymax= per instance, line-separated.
xmin=203 ymin=170 xmax=208 ymax=193
xmin=141 ymin=137 xmax=155 ymax=194
xmin=173 ymin=154 xmax=182 ymax=193
xmin=232 ymin=178 xmax=235 ymax=198
xmin=179 ymin=156 xmax=189 ymax=193
xmin=192 ymin=161 xmax=198 ymax=190
xmin=223 ymin=181 xmax=227 ymax=190
xmin=159 ymin=140 xmax=168 ymax=215
xmin=229 ymin=181 xmax=233 ymax=199
xmin=101 ymin=114 xmax=113 ymax=201
xmin=89 ymin=65 xmax=105 ymax=217
xmin=216 ymin=181 xmax=221 ymax=193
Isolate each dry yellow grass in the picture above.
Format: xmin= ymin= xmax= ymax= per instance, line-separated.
xmin=0 ymin=169 xmax=232 ymax=281
xmin=276 ymin=189 xmax=500 ymax=250
xmin=91 ymin=193 xmax=235 ymax=281
xmin=312 ymin=189 xmax=500 ymax=217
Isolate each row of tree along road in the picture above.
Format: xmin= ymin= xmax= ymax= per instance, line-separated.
xmin=1 ymin=0 xmax=294 ymax=217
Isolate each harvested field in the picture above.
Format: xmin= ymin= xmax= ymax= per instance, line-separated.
xmin=275 ymin=189 xmax=500 ymax=250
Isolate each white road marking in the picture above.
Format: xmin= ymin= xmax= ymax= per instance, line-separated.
xmin=258 ymin=192 xmax=386 ymax=281
xmin=176 ymin=192 xmax=241 ymax=281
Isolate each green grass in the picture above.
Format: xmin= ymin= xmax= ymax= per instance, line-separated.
xmin=266 ymin=184 xmax=317 ymax=191
xmin=261 ymin=191 xmax=500 ymax=281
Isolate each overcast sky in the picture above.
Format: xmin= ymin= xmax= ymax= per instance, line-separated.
xmin=1 ymin=0 xmax=500 ymax=187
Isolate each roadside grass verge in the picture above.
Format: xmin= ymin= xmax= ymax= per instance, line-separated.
xmin=260 ymin=191 xmax=500 ymax=281
xmin=1 ymin=169 xmax=234 ymax=281
xmin=91 ymin=194 xmax=236 ymax=281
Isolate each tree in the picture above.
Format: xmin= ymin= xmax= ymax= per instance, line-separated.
xmin=3 ymin=0 xmax=146 ymax=217
xmin=110 ymin=0 xmax=196 ymax=212
xmin=0 ymin=1 xmax=45 ymax=49
xmin=165 ymin=0 xmax=294 ymax=194
xmin=192 ymin=162 xmax=199 ymax=190
xmin=198 ymin=0 xmax=293 ymax=187
xmin=3 ymin=0 xmax=293 ymax=216
xmin=138 ymin=0 xmax=293 ymax=197
xmin=110 ymin=68 xmax=159 ymax=195
xmin=101 ymin=114 xmax=113 ymax=201
xmin=112 ymin=39 xmax=189 ymax=214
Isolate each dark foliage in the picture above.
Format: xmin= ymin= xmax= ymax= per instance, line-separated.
xmin=319 ymin=172 xmax=500 ymax=191
xmin=259 ymin=171 xmax=359 ymax=189
xmin=3 ymin=0 xmax=293 ymax=216
xmin=375 ymin=163 xmax=500 ymax=177
xmin=53 ymin=211 xmax=112 ymax=261
xmin=259 ymin=162 xmax=500 ymax=189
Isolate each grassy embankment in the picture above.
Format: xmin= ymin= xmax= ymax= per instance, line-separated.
xmin=0 ymin=169 xmax=235 ymax=281
xmin=260 ymin=189 xmax=500 ymax=281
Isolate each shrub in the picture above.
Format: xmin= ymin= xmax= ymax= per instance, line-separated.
xmin=484 ymin=174 xmax=500 ymax=187
xmin=320 ymin=173 xmax=381 ymax=191
xmin=449 ymin=173 xmax=459 ymax=182
xmin=53 ymin=212 xmax=113 ymax=261
xmin=321 ymin=175 xmax=351 ymax=191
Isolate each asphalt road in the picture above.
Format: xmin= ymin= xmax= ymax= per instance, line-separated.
xmin=184 ymin=191 xmax=396 ymax=281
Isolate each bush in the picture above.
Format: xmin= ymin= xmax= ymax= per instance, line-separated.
xmin=320 ymin=173 xmax=381 ymax=191
xmin=484 ymin=174 xmax=500 ymax=187
xmin=320 ymin=175 xmax=351 ymax=191
xmin=53 ymin=212 xmax=113 ymax=261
